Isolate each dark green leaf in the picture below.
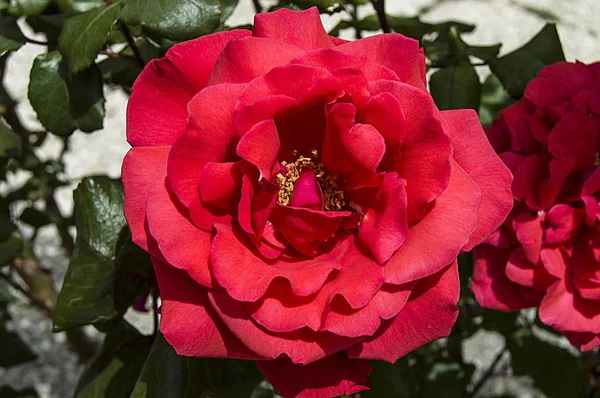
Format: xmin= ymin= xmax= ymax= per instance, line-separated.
xmin=28 ymin=51 xmax=76 ymax=136
xmin=489 ymin=23 xmax=565 ymax=97
xmin=7 ymin=0 xmax=50 ymax=16
xmin=467 ymin=43 xmax=501 ymax=61
xmin=76 ymin=320 xmax=152 ymax=398
xmin=478 ymin=74 xmax=516 ymax=126
xmin=418 ymin=362 xmax=474 ymax=398
xmin=0 ymin=386 xmax=39 ymax=398
xmin=430 ymin=61 xmax=482 ymax=110
xmin=0 ymin=16 xmax=26 ymax=56
xmin=57 ymin=0 xmax=104 ymax=13
xmin=120 ymin=0 xmax=222 ymax=40
xmin=98 ymin=56 xmax=141 ymax=91
xmin=67 ymin=65 xmax=105 ymax=132
xmin=363 ymin=359 xmax=418 ymax=398
xmin=0 ymin=122 xmax=22 ymax=158
xmin=507 ymin=329 xmax=584 ymax=398
xmin=0 ymin=217 xmax=22 ymax=266
xmin=0 ymin=328 xmax=37 ymax=367
xmin=19 ymin=207 xmax=52 ymax=227
xmin=58 ymin=2 xmax=122 ymax=74
xmin=130 ymin=333 xmax=264 ymax=398
xmin=53 ymin=177 xmax=126 ymax=331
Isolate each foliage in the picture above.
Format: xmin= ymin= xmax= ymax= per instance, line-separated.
xmin=0 ymin=0 xmax=596 ymax=397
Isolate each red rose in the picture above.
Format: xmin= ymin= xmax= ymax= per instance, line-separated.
xmin=473 ymin=61 xmax=600 ymax=351
xmin=122 ymin=8 xmax=512 ymax=397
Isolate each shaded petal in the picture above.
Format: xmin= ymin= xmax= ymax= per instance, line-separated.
xmin=512 ymin=212 xmax=543 ymax=264
xmin=210 ymin=224 xmax=341 ymax=302
xmin=385 ymin=160 xmax=481 ymax=284
xmin=122 ymin=146 xmax=170 ymax=252
xmin=350 ymin=173 xmax=408 ymax=264
xmin=252 ymin=7 xmax=334 ymax=49
xmin=127 ymin=30 xmax=250 ymax=147
xmin=346 ymin=262 xmax=459 ymax=363
xmin=236 ymin=119 xmax=281 ymax=180
xmin=257 ymin=354 xmax=371 ymax=398
xmin=472 ymin=244 xmax=540 ymax=311
xmin=505 ymin=247 xmax=556 ymax=291
xmin=440 ymin=109 xmax=514 ymax=250
xmin=153 ymin=258 xmax=260 ymax=359
xmin=199 ymin=161 xmax=243 ymax=209
xmin=563 ymin=331 xmax=600 ymax=352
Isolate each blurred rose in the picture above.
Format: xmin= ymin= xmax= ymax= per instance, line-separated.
xmin=473 ymin=61 xmax=600 ymax=351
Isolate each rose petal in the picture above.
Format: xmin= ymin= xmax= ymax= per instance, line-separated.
xmin=236 ymin=119 xmax=281 ymax=180
xmin=346 ymin=261 xmax=459 ymax=363
xmin=440 ymin=109 xmax=514 ymax=251
xmin=257 ymin=354 xmax=371 ymax=398
xmin=252 ymin=7 xmax=334 ymax=50
xmin=385 ymin=160 xmax=481 ymax=284
xmin=122 ymin=146 xmax=170 ymax=252
xmin=153 ymin=258 xmax=260 ymax=359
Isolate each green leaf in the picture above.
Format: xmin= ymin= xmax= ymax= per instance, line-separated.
xmin=478 ymin=74 xmax=516 ymax=126
xmin=0 ymin=328 xmax=37 ymax=367
xmin=28 ymin=51 xmax=76 ymax=136
xmin=0 ymin=16 xmax=26 ymax=56
xmin=67 ymin=65 xmax=106 ymax=132
xmin=58 ymin=2 xmax=122 ymax=74
xmin=417 ymin=362 xmax=474 ymax=398
xmin=7 ymin=0 xmax=50 ymax=16
xmin=430 ymin=61 xmax=482 ymax=110
xmin=53 ymin=177 xmax=126 ymax=331
xmin=57 ymin=0 xmax=104 ymax=13
xmin=363 ymin=359 xmax=418 ymax=397
xmin=0 ymin=217 xmax=23 ymax=266
xmin=507 ymin=329 xmax=584 ymax=398
xmin=0 ymin=122 xmax=22 ymax=158
xmin=130 ymin=333 xmax=264 ymax=398
xmin=76 ymin=320 xmax=152 ymax=398
xmin=0 ymin=386 xmax=39 ymax=398
xmin=120 ymin=0 xmax=222 ymax=41
xmin=489 ymin=23 xmax=565 ymax=98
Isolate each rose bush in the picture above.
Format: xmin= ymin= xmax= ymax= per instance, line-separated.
xmin=122 ymin=7 xmax=512 ymax=397
xmin=473 ymin=61 xmax=600 ymax=352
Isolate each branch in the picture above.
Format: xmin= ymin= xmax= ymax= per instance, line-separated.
xmin=469 ymin=347 xmax=507 ymax=397
xmin=118 ymin=21 xmax=146 ymax=68
xmin=252 ymin=0 xmax=262 ymax=14
xmin=0 ymin=271 xmax=52 ymax=317
xmin=370 ymin=0 xmax=390 ymax=33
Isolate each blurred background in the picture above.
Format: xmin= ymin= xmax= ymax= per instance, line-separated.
xmin=1 ymin=0 xmax=599 ymax=397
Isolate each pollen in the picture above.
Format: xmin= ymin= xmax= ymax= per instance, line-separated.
xmin=276 ymin=150 xmax=346 ymax=211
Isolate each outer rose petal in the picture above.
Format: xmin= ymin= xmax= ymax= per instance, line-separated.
xmin=153 ymin=258 xmax=260 ymax=359
xmin=146 ymin=176 xmax=214 ymax=287
xmin=167 ymin=83 xmax=245 ymax=230
xmin=385 ymin=160 xmax=481 ymax=284
xmin=346 ymin=262 xmax=459 ymax=363
xmin=208 ymin=290 xmax=362 ymax=364
xmin=563 ymin=331 xmax=600 ymax=352
xmin=252 ymin=7 xmax=334 ymax=50
xmin=122 ymin=146 xmax=170 ymax=252
xmin=440 ymin=109 xmax=513 ymax=251
xmin=472 ymin=245 xmax=540 ymax=311
xmin=210 ymin=224 xmax=341 ymax=302
xmin=257 ymin=354 xmax=371 ymax=398
xmin=338 ymin=34 xmax=426 ymax=90
xmin=208 ymin=37 xmax=304 ymax=85
xmin=127 ymin=30 xmax=250 ymax=147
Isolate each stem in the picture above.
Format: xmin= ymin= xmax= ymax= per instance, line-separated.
xmin=46 ymin=195 xmax=75 ymax=256
xmin=370 ymin=0 xmax=390 ymax=33
xmin=152 ymin=291 xmax=159 ymax=336
xmin=0 ymin=272 xmax=52 ymax=317
xmin=470 ymin=347 xmax=507 ymax=397
xmin=118 ymin=21 xmax=146 ymax=68
xmin=252 ymin=0 xmax=262 ymax=14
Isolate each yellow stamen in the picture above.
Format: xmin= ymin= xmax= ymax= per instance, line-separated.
xmin=276 ymin=150 xmax=345 ymax=211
